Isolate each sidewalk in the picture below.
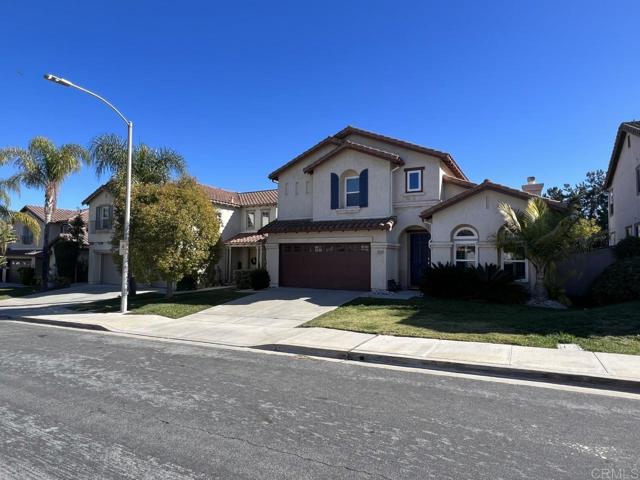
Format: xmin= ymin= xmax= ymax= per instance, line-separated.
xmin=4 ymin=308 xmax=640 ymax=392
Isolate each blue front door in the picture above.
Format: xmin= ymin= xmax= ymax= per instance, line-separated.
xmin=409 ymin=232 xmax=431 ymax=287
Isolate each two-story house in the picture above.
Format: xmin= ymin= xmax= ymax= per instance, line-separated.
xmin=3 ymin=205 xmax=88 ymax=283
xmin=82 ymin=184 xmax=277 ymax=285
xmin=605 ymin=121 xmax=640 ymax=243
xmin=259 ymin=126 xmax=563 ymax=291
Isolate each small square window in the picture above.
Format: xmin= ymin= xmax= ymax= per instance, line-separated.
xmin=405 ymin=169 xmax=423 ymax=193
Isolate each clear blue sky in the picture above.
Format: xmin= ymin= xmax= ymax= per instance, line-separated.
xmin=1 ymin=0 xmax=638 ymax=210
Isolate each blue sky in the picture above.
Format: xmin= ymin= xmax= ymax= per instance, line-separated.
xmin=1 ymin=0 xmax=638 ymax=210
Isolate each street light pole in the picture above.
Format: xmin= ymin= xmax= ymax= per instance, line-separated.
xmin=44 ymin=73 xmax=133 ymax=313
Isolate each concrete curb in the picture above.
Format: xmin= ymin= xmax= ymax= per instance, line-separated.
xmin=6 ymin=315 xmax=640 ymax=394
xmin=258 ymin=343 xmax=640 ymax=394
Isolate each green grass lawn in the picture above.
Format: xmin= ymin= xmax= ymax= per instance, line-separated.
xmin=304 ymin=297 xmax=640 ymax=355
xmin=71 ymin=288 xmax=250 ymax=319
xmin=0 ymin=286 xmax=39 ymax=301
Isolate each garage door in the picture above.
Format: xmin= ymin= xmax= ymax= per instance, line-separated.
xmin=100 ymin=254 xmax=121 ymax=284
xmin=279 ymin=243 xmax=371 ymax=291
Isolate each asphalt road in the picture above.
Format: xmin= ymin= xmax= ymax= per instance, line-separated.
xmin=0 ymin=322 xmax=638 ymax=480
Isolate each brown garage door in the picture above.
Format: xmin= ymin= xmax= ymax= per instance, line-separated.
xmin=279 ymin=243 xmax=371 ymax=291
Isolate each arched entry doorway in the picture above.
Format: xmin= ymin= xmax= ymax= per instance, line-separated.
xmin=406 ymin=228 xmax=431 ymax=288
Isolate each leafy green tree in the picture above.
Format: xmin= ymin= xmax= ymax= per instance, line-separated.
xmin=545 ymin=169 xmax=608 ymax=230
xmin=113 ymin=177 xmax=220 ymax=298
xmin=496 ymin=197 xmax=578 ymax=303
xmin=0 ymin=137 xmax=88 ymax=288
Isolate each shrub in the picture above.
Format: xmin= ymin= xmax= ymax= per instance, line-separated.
xmin=17 ymin=267 xmax=35 ymax=286
xmin=233 ymin=270 xmax=252 ymax=289
xmin=250 ymin=268 xmax=270 ymax=290
xmin=177 ymin=274 xmax=197 ymax=291
xmin=53 ymin=240 xmax=80 ymax=280
xmin=591 ymin=257 xmax=640 ymax=305
xmin=420 ymin=263 xmax=527 ymax=304
xmin=614 ymin=236 xmax=640 ymax=260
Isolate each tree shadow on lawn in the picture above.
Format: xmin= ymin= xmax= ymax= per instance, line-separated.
xmin=347 ymin=297 xmax=640 ymax=339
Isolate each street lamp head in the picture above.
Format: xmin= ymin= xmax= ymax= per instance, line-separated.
xmin=43 ymin=73 xmax=73 ymax=87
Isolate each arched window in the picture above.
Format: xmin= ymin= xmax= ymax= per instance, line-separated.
xmin=452 ymin=227 xmax=478 ymax=267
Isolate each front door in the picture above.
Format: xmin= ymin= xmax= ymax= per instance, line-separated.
xmin=409 ymin=232 xmax=431 ymax=287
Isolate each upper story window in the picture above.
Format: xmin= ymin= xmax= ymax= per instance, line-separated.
xmin=261 ymin=210 xmax=270 ymax=227
xmin=246 ymin=210 xmax=255 ymax=230
xmin=405 ymin=168 xmax=423 ymax=193
xmin=452 ymin=227 xmax=478 ymax=267
xmin=61 ymin=224 xmax=71 ymax=234
xmin=345 ymin=176 xmax=360 ymax=207
xmin=21 ymin=226 xmax=33 ymax=245
xmin=96 ymin=205 xmax=113 ymax=230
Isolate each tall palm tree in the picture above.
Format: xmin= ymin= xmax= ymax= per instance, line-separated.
xmin=496 ymin=197 xmax=577 ymax=303
xmin=90 ymin=133 xmax=186 ymax=186
xmin=0 ymin=137 xmax=89 ymax=288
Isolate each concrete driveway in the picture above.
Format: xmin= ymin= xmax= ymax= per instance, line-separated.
xmin=181 ymin=287 xmax=360 ymax=328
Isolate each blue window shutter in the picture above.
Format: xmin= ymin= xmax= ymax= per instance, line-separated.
xmin=330 ymin=173 xmax=339 ymax=209
xmin=359 ymin=169 xmax=368 ymax=207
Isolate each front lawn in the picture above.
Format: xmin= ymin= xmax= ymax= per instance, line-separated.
xmin=0 ymin=286 xmax=39 ymax=301
xmin=304 ymin=297 xmax=640 ymax=355
xmin=71 ymin=288 xmax=250 ymax=319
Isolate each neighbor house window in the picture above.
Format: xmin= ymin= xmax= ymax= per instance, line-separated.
xmin=636 ymin=165 xmax=640 ymax=195
xmin=502 ymin=249 xmax=527 ymax=281
xmin=609 ymin=190 xmax=614 ymax=215
xmin=635 ymin=223 xmax=640 ymax=237
xmin=21 ymin=226 xmax=33 ymax=245
xmin=246 ymin=211 xmax=255 ymax=230
xmin=345 ymin=176 xmax=360 ymax=207
xmin=453 ymin=227 xmax=478 ymax=267
xmin=405 ymin=168 xmax=423 ymax=193
xmin=96 ymin=205 xmax=113 ymax=230
xmin=626 ymin=225 xmax=633 ymax=238
xmin=261 ymin=210 xmax=270 ymax=227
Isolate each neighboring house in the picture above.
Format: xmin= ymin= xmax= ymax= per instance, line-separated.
xmin=259 ymin=126 xmax=563 ymax=291
xmin=82 ymin=184 xmax=277 ymax=285
xmin=604 ymin=121 xmax=640 ymax=244
xmin=2 ymin=205 xmax=88 ymax=283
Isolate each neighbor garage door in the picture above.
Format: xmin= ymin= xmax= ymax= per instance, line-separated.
xmin=279 ymin=243 xmax=371 ymax=291
xmin=100 ymin=253 xmax=121 ymax=284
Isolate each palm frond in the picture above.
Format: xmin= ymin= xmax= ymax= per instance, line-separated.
xmin=10 ymin=211 xmax=41 ymax=242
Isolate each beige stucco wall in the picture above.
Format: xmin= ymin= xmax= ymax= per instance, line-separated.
xmin=609 ymin=132 xmax=640 ymax=242
xmin=86 ymin=189 xmax=116 ymax=284
xmin=10 ymin=212 xmax=45 ymax=250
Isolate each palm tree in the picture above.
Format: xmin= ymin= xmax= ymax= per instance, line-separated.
xmin=496 ymin=197 xmax=577 ymax=303
xmin=0 ymin=137 xmax=89 ymax=288
xmin=89 ymin=134 xmax=186 ymax=186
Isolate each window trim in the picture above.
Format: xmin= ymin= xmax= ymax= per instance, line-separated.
xmin=501 ymin=250 xmax=528 ymax=282
xmin=246 ymin=210 xmax=256 ymax=230
xmin=405 ymin=167 xmax=424 ymax=193
xmin=344 ymin=175 xmax=360 ymax=208
xmin=452 ymin=226 xmax=479 ymax=267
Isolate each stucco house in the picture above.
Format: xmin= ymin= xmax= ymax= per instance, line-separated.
xmin=259 ymin=126 xmax=563 ymax=291
xmin=3 ymin=205 xmax=88 ymax=283
xmin=605 ymin=121 xmax=640 ymax=244
xmin=82 ymin=184 xmax=277 ymax=285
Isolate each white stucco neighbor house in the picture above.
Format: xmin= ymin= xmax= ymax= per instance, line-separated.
xmin=604 ymin=121 xmax=640 ymax=244
xmin=259 ymin=126 xmax=564 ymax=291
xmin=82 ymin=184 xmax=277 ymax=285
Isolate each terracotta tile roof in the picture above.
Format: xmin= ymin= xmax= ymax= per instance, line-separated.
xmin=200 ymin=185 xmax=278 ymax=207
xmin=22 ymin=205 xmax=88 ymax=224
xmin=605 ymin=121 xmax=640 ymax=188
xmin=420 ymin=180 xmax=565 ymax=219
xmin=442 ymin=174 xmax=477 ymax=189
xmin=268 ymin=126 xmax=467 ymax=181
xmin=302 ymin=140 xmax=403 ymax=174
xmin=224 ymin=232 xmax=268 ymax=245
xmin=259 ymin=216 xmax=396 ymax=234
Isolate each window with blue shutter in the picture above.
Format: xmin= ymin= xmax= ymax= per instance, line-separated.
xmin=359 ymin=169 xmax=368 ymax=207
xmin=330 ymin=173 xmax=339 ymax=209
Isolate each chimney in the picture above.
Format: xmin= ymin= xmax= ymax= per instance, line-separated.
xmin=522 ymin=176 xmax=544 ymax=196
